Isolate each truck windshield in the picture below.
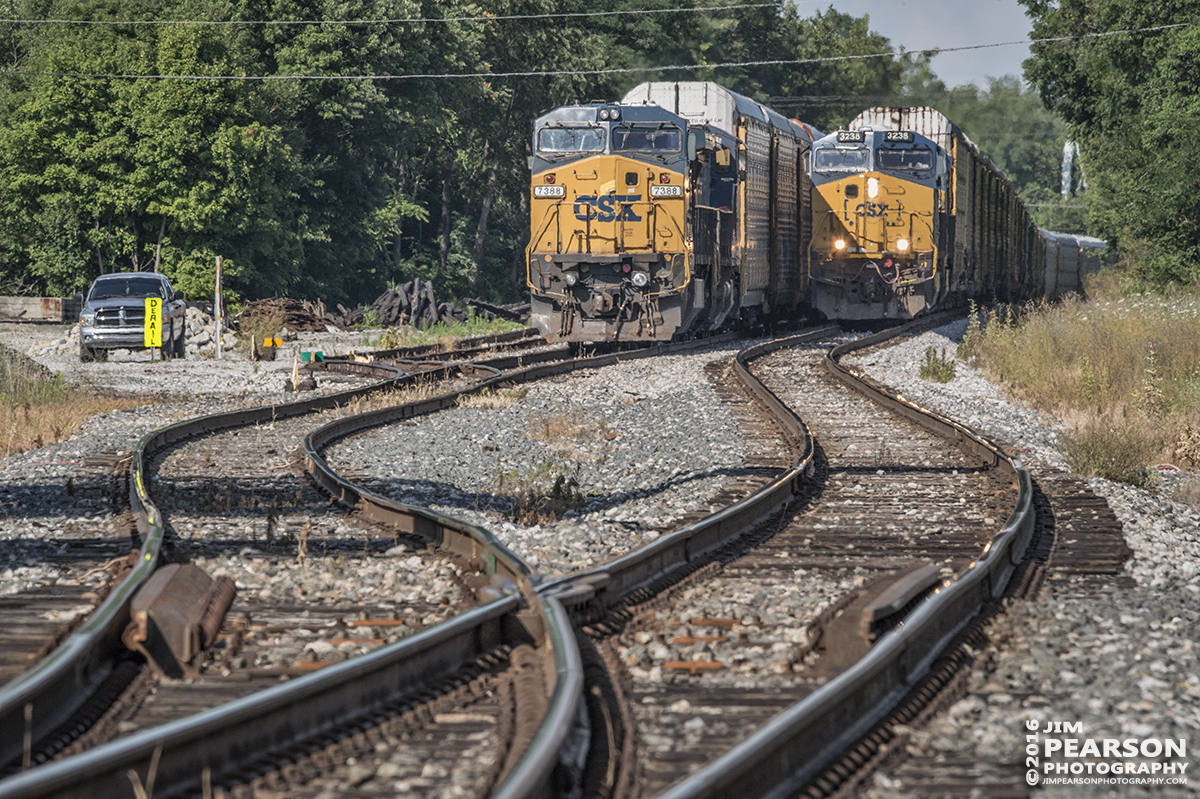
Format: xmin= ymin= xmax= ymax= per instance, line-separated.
xmin=537 ymin=126 xmax=604 ymax=153
xmin=877 ymin=148 xmax=934 ymax=171
xmin=613 ymin=125 xmax=682 ymax=153
xmin=89 ymin=278 xmax=166 ymax=300
xmin=814 ymin=148 xmax=869 ymax=173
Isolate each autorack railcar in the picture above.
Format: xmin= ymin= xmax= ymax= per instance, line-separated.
xmin=819 ymin=106 xmax=1103 ymax=320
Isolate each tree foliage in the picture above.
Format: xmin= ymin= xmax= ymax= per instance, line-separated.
xmin=0 ymin=0 xmax=907 ymax=303
xmin=1021 ymin=0 xmax=1200 ymax=286
xmin=899 ymin=60 xmax=1085 ymax=233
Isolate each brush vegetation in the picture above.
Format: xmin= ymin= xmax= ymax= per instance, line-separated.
xmin=959 ymin=271 xmax=1200 ymax=487
xmin=1 ymin=342 xmax=149 ymax=457
xmin=373 ymin=315 xmax=525 ymax=351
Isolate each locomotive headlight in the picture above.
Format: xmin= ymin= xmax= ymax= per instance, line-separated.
xmin=564 ymin=272 xmax=578 ymax=286
xmin=599 ymin=109 xmax=611 ymax=120
xmin=835 ymin=239 xmax=846 ymax=250
xmin=631 ymin=271 xmax=649 ymax=287
xmin=897 ymin=238 xmax=909 ymax=251
xmin=867 ymin=177 xmax=879 ymax=198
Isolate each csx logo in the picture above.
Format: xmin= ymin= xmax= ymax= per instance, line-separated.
xmin=574 ymin=195 xmax=643 ymax=222
xmin=843 ymin=200 xmax=900 ymax=220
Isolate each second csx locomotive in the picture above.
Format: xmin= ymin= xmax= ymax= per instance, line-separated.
xmin=808 ymin=128 xmax=947 ymax=319
xmin=526 ymin=81 xmax=820 ymax=342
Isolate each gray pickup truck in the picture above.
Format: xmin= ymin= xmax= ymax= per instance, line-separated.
xmin=76 ymin=272 xmax=187 ymax=361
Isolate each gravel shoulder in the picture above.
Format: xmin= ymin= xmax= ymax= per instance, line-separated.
xmin=848 ymin=320 xmax=1200 ymax=798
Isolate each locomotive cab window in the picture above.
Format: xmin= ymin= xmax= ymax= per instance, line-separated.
xmin=877 ymin=148 xmax=934 ymax=172
xmin=537 ymin=126 xmax=604 ymax=154
xmin=613 ymin=124 xmax=682 ymax=153
xmin=813 ymin=147 xmax=869 ymax=173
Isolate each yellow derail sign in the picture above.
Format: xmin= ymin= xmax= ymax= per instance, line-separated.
xmin=144 ymin=297 xmax=162 ymax=348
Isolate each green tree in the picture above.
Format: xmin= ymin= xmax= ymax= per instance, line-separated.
xmin=898 ymin=62 xmax=1086 ymax=232
xmin=1021 ymin=0 xmax=1200 ymax=285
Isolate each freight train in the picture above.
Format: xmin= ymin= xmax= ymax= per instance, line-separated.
xmin=525 ymin=82 xmax=1106 ymax=342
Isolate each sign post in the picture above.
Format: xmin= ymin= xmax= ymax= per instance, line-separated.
xmin=215 ymin=256 xmax=224 ymax=359
xmin=144 ymin=297 xmax=162 ymax=360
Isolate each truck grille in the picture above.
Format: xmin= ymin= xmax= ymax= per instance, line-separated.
xmin=95 ymin=307 xmax=145 ymax=327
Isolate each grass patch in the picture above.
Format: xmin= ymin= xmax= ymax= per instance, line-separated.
xmin=525 ymin=406 xmax=606 ymax=444
xmin=958 ymin=273 xmax=1200 ymax=484
xmin=371 ymin=314 xmax=524 ymax=351
xmin=495 ymin=458 xmax=586 ymax=525
xmin=1 ymin=342 xmax=149 ymax=457
xmin=235 ymin=309 xmax=285 ymax=355
xmin=457 ymin=386 xmax=529 ymax=409
xmin=919 ymin=346 xmax=956 ymax=383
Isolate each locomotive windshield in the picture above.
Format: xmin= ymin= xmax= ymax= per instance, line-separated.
xmin=877 ymin=148 xmax=934 ymax=171
xmin=814 ymin=147 xmax=869 ymax=173
xmin=537 ymin=126 xmax=604 ymax=154
xmin=613 ymin=124 xmax=682 ymax=153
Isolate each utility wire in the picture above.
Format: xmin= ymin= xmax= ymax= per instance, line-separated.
xmin=0 ymin=20 xmax=1194 ymax=82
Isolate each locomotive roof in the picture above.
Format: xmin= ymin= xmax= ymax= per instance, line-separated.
xmin=621 ymin=81 xmax=821 ymax=144
xmin=533 ymin=102 xmax=687 ymax=128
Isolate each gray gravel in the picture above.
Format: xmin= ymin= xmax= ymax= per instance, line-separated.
xmin=4 ymin=317 xmax=1197 ymax=795
xmin=849 ymin=320 xmax=1200 ymax=798
xmin=326 ymin=349 xmax=748 ymax=577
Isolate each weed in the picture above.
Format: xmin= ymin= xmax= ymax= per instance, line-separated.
xmin=957 ymin=300 xmax=982 ymax=360
xmin=919 ymin=346 xmax=956 ymax=383
xmin=457 ymin=386 xmax=529 ymax=409
xmin=377 ymin=327 xmax=405 ymax=349
xmin=235 ymin=309 xmax=286 ymax=355
xmin=297 ymin=519 xmax=311 ymax=564
xmin=496 ymin=459 xmax=586 ymax=525
xmin=1061 ymin=411 xmax=1159 ymax=487
xmin=1170 ymin=473 xmax=1200 ymax=508
xmin=1 ymin=343 xmax=148 ymax=457
xmin=960 ymin=280 xmax=1200 ymax=485
xmin=525 ymin=406 xmax=606 ymax=444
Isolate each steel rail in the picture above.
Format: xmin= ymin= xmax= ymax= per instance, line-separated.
xmin=0 ymin=597 xmax=521 ymax=799
xmin=295 ymin=328 xmax=835 ymax=797
xmin=0 ymin=358 xmax=411 ymax=774
xmin=535 ymin=326 xmax=839 ymax=619
xmin=655 ymin=312 xmax=1036 ymax=799
xmin=295 ymin=332 xmax=772 ymax=797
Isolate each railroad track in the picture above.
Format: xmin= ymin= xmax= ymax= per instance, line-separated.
xmin=0 ymin=318 xmax=1119 ymax=799
xmin=0 ymin=328 xmax=545 ymax=709
xmin=0 ymin=453 xmax=133 ymax=690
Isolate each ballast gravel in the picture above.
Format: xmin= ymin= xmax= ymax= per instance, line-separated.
xmin=4 ymin=319 xmax=1199 ymax=796
xmin=849 ymin=320 xmax=1199 ymax=799
xmin=325 ymin=348 xmax=748 ymax=577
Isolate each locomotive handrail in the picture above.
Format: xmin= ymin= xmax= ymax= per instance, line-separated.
xmin=657 ymin=312 xmax=1037 ymax=799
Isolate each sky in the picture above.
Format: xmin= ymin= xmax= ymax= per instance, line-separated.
xmin=819 ymin=0 xmax=1035 ymax=88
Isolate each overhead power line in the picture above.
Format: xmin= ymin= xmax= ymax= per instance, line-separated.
xmin=0 ymin=20 xmax=1194 ymax=82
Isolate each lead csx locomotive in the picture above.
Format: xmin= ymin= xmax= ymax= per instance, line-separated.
xmin=526 ymin=82 xmax=1106 ymax=341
